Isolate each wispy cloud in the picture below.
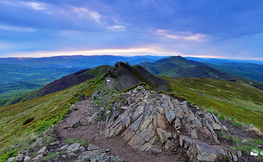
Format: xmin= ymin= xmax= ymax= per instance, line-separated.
xmin=22 ymin=2 xmax=46 ymax=10
xmin=74 ymin=7 xmax=102 ymax=23
xmin=2 ymin=1 xmax=46 ymax=10
xmin=0 ymin=25 xmax=36 ymax=32
xmin=157 ymin=30 xmax=207 ymax=41
xmin=107 ymin=25 xmax=126 ymax=30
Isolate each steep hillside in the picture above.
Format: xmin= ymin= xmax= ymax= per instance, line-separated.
xmin=140 ymin=56 xmax=237 ymax=80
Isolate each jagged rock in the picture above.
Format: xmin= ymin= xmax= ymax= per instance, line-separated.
xmin=71 ymin=119 xmax=82 ymax=128
xmin=63 ymin=125 xmax=70 ymax=129
xmin=193 ymin=117 xmax=202 ymax=128
xmin=212 ymin=123 xmax=222 ymax=130
xmin=24 ymin=156 xmax=31 ymax=162
xmin=237 ymin=150 xmax=242 ymax=158
xmin=60 ymin=144 xmax=69 ymax=150
xmin=97 ymin=86 xmax=239 ymax=161
xmin=79 ymin=146 xmax=85 ymax=151
xmin=222 ymin=126 xmax=228 ymax=131
xmin=212 ymin=114 xmax=221 ymax=125
xmin=155 ymin=113 xmax=166 ymax=129
xmin=50 ymin=141 xmax=59 ymax=146
xmin=180 ymin=135 xmax=217 ymax=161
xmin=88 ymin=112 xmax=99 ymax=123
xmin=69 ymin=152 xmax=77 ymax=156
xmin=88 ymin=144 xmax=100 ymax=151
xmin=241 ymin=139 xmax=248 ymax=143
xmin=67 ymin=143 xmax=80 ymax=152
xmin=248 ymin=125 xmax=263 ymax=136
xmin=133 ymin=104 xmax=145 ymax=120
xmin=32 ymin=154 xmax=43 ymax=161
xmin=120 ymin=106 xmax=128 ymax=110
xmin=187 ymin=113 xmax=195 ymax=123
xmin=7 ymin=157 xmax=15 ymax=162
xmin=140 ymin=117 xmax=152 ymax=131
xmin=139 ymin=123 xmax=155 ymax=141
xmin=180 ymin=101 xmax=189 ymax=112
xmin=190 ymin=130 xmax=198 ymax=139
xmin=165 ymin=140 xmax=175 ymax=150
xmin=206 ymin=122 xmax=220 ymax=144
xmin=37 ymin=146 xmax=46 ymax=154
xmin=164 ymin=110 xmax=175 ymax=124
xmin=128 ymin=135 xmax=146 ymax=151
xmin=174 ymin=118 xmax=181 ymax=129
xmin=157 ymin=128 xmax=171 ymax=143
xmin=15 ymin=154 xmax=24 ymax=162
xmin=232 ymin=152 xmax=238 ymax=161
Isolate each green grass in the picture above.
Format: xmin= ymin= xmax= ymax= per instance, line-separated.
xmin=42 ymin=152 xmax=57 ymax=161
xmin=220 ymin=114 xmax=226 ymax=120
xmin=0 ymin=74 xmax=106 ymax=158
xmin=65 ymin=137 xmax=82 ymax=145
xmin=163 ymin=77 xmax=263 ymax=131
xmin=231 ymin=137 xmax=263 ymax=157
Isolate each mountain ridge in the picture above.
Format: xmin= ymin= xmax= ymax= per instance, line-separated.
xmin=140 ymin=56 xmax=238 ymax=81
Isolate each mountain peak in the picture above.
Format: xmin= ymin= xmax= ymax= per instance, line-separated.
xmin=108 ymin=61 xmax=168 ymax=91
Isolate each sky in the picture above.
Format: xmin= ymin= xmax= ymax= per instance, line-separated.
xmin=0 ymin=0 xmax=263 ymax=59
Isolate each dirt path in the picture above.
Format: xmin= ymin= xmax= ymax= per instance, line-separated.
xmin=54 ymin=98 xmax=188 ymax=162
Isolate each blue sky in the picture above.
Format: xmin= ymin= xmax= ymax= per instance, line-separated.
xmin=0 ymin=0 xmax=263 ymax=59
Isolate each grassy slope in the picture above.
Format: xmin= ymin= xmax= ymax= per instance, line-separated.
xmin=0 ymin=74 xmax=106 ymax=152
xmin=164 ymin=76 xmax=263 ymax=131
xmin=0 ymin=65 xmax=111 ymax=106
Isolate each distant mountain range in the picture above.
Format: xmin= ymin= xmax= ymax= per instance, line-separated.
xmin=139 ymin=56 xmax=238 ymax=81
xmin=0 ymin=55 xmax=167 ymax=68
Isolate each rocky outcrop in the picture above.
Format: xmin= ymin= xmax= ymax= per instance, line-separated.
xmin=91 ymin=86 xmax=238 ymax=162
xmin=109 ymin=62 xmax=168 ymax=91
xmin=8 ymin=143 xmax=123 ymax=162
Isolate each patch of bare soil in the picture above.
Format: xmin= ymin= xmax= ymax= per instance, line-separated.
xmin=54 ymin=98 xmax=189 ymax=162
